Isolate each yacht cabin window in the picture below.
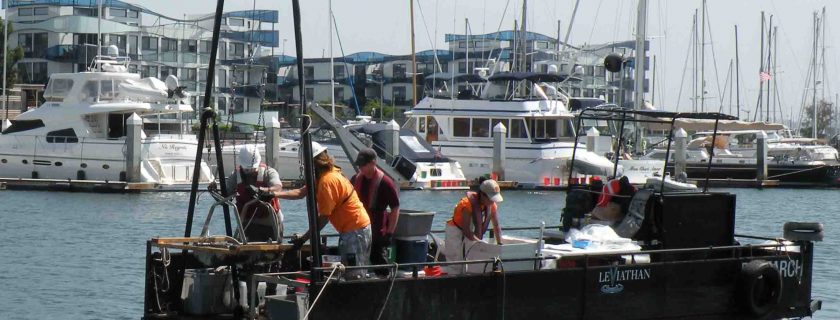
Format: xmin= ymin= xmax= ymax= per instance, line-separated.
xmin=1 ymin=120 xmax=45 ymax=134
xmin=417 ymin=117 xmax=426 ymax=134
xmin=529 ymin=118 xmax=572 ymax=140
xmin=453 ymin=118 xmax=470 ymax=137
xmin=510 ymin=119 xmax=528 ymax=139
xmin=43 ymin=78 xmax=74 ymax=102
xmin=471 ymin=118 xmax=490 ymax=137
xmin=46 ymin=128 xmax=78 ymax=143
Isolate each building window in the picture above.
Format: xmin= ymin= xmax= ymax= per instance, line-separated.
xmin=393 ymin=64 xmax=406 ymax=79
xmin=128 ymin=9 xmax=139 ymax=18
xmin=109 ymin=34 xmax=126 ymax=53
xmin=182 ymin=40 xmax=197 ymax=53
xmin=142 ymin=36 xmax=158 ymax=50
xmin=18 ymin=33 xmax=48 ymax=59
xmin=18 ymin=62 xmax=48 ymax=84
xmin=141 ymin=65 xmax=158 ymax=78
xmin=18 ymin=34 xmax=33 ymax=57
xmin=392 ymin=86 xmax=406 ymax=104
xmin=128 ymin=64 xmax=138 ymax=74
xmin=34 ymin=7 xmax=49 ymax=15
xmin=217 ymin=69 xmax=227 ymax=87
xmin=452 ymin=118 xmax=470 ymax=137
xmin=333 ymin=65 xmax=345 ymax=79
xmin=305 ymin=88 xmax=314 ymax=101
xmin=333 ymin=87 xmax=344 ymax=102
xmin=160 ymin=67 xmax=177 ymax=79
xmin=198 ymin=69 xmax=207 ymax=83
xmin=218 ymin=42 xmax=227 ymax=60
xmin=232 ymin=70 xmax=245 ymax=85
xmin=303 ymin=66 xmax=314 ymax=80
xmin=73 ymin=7 xmax=98 ymax=17
xmin=110 ymin=8 xmax=126 ymax=17
xmin=19 ymin=7 xmax=33 ymax=16
xmin=228 ymin=18 xmax=245 ymax=27
xmin=199 ymin=40 xmax=211 ymax=54
xmin=128 ymin=35 xmax=138 ymax=55
xmin=471 ymin=118 xmax=490 ymax=137
xmin=181 ymin=68 xmax=197 ymax=81
xmin=161 ymin=38 xmax=177 ymax=52
xmin=229 ymin=43 xmax=245 ymax=58
xmin=458 ymin=62 xmax=466 ymax=74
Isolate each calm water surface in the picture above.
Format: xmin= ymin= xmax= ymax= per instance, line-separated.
xmin=0 ymin=188 xmax=835 ymax=319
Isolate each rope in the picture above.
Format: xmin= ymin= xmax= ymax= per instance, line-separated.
xmin=301 ymin=264 xmax=340 ymax=320
xmin=766 ymin=164 xmax=827 ymax=179
xmin=375 ymin=263 xmax=400 ymax=320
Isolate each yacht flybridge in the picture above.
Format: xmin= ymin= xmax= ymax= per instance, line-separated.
xmin=0 ymin=48 xmax=214 ymax=185
xmin=406 ymin=72 xmax=615 ymax=188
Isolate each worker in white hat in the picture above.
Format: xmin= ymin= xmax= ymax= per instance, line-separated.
xmin=265 ymin=141 xmax=372 ymax=279
xmin=442 ymin=178 xmax=504 ymax=274
xmin=213 ymin=144 xmax=284 ymax=242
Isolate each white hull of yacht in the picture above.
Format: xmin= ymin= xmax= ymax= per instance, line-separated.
xmin=0 ymin=134 xmax=213 ymax=184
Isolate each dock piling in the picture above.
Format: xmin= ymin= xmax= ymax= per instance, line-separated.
xmin=757 ymin=130 xmax=768 ymax=181
xmin=585 ymin=127 xmax=600 ymax=153
xmin=266 ymin=116 xmax=281 ymax=169
xmin=674 ymin=128 xmax=687 ymax=178
xmin=126 ymin=113 xmax=142 ymax=182
xmin=493 ymin=122 xmax=507 ymax=181
xmin=385 ymin=120 xmax=400 ymax=163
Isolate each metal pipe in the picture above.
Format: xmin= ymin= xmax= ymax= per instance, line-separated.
xmin=2 ymin=16 xmax=8 ymax=130
xmin=612 ymin=110 xmax=627 ymax=178
xmin=291 ymin=0 xmax=323 ymax=282
xmin=702 ymin=115 xmax=721 ymax=193
xmin=659 ymin=118 xmax=677 ymax=194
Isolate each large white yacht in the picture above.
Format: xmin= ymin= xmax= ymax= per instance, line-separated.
xmin=405 ymin=72 xmax=615 ymax=188
xmin=0 ymin=49 xmax=214 ymax=185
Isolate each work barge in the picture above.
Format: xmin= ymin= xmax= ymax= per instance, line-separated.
xmin=143 ymin=2 xmax=823 ymax=319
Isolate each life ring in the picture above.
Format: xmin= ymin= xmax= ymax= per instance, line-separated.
xmin=738 ymin=260 xmax=783 ymax=317
xmin=783 ymin=222 xmax=824 ymax=242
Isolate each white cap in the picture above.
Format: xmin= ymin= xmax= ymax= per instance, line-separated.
xmin=480 ymin=179 xmax=503 ymax=203
xmin=238 ymin=145 xmax=261 ymax=169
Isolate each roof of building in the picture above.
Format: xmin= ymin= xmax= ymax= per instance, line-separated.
xmin=445 ymin=30 xmax=557 ymax=43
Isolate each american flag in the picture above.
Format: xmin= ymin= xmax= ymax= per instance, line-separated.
xmin=759 ymin=71 xmax=772 ymax=82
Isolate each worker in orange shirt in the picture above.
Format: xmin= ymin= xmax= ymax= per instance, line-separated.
xmin=443 ymin=178 xmax=504 ymax=274
xmin=273 ymin=142 xmax=371 ymax=279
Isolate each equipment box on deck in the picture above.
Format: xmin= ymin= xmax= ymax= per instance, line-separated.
xmin=465 ymin=236 xmax=540 ymax=273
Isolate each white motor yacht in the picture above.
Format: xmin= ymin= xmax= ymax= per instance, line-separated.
xmin=0 ymin=49 xmax=214 ymax=185
xmin=405 ymin=72 xmax=616 ymax=188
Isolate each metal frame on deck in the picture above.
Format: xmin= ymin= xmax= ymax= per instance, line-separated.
xmin=570 ymin=105 xmax=738 ymax=193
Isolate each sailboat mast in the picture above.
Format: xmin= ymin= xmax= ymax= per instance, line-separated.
xmin=97 ymin=0 xmax=102 ymax=70
xmin=765 ymin=16 xmax=772 ymax=122
xmin=771 ymin=26 xmax=778 ymax=122
xmin=329 ymin=0 xmax=335 ymax=117
xmin=520 ymin=0 xmax=528 ymax=72
xmin=634 ymin=0 xmax=647 ymax=112
xmin=757 ymin=11 xmax=764 ymax=121
xmin=700 ymin=0 xmax=706 ymax=112
xmin=692 ymin=10 xmax=697 ymax=113
xmin=410 ymin=0 xmax=418 ymax=108
xmin=466 ymin=18 xmax=470 ymax=76
xmin=735 ymin=25 xmax=741 ymax=120
xmin=560 ymin=0 xmax=580 ymax=55
xmin=812 ymin=10 xmax=818 ymax=138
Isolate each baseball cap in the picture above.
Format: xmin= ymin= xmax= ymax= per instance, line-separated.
xmin=480 ymin=179 xmax=503 ymax=203
xmin=354 ymin=148 xmax=378 ymax=166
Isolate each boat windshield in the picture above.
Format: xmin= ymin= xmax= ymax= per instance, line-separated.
xmin=484 ymin=80 xmax=550 ymax=101
xmin=43 ymin=78 xmax=74 ymax=102
xmin=79 ymin=78 xmax=128 ymax=102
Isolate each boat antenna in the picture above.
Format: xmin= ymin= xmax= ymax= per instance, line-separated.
xmin=291 ymin=0 xmax=324 ymax=281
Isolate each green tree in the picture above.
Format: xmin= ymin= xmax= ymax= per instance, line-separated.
xmin=1 ymin=18 xmax=24 ymax=88
xmin=800 ymin=99 xmax=834 ymax=139
xmin=363 ymin=99 xmax=395 ymax=119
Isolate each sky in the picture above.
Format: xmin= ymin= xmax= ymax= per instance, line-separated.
xmin=5 ymin=0 xmax=840 ymax=127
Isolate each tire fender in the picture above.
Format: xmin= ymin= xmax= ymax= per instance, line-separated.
xmin=738 ymin=260 xmax=783 ymax=317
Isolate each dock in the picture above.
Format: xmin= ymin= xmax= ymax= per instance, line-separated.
xmin=0 ymin=178 xmax=200 ymax=193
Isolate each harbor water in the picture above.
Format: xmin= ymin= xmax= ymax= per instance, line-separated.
xmin=0 ymin=188 xmax=835 ymax=319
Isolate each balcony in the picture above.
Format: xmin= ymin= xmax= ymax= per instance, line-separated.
xmin=44 ymin=45 xmax=99 ymax=64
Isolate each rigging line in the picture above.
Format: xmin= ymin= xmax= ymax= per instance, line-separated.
xmin=329 ymin=12 xmax=360 ymax=114
xmin=585 ymin=0 xmax=604 ymax=45
xmin=657 ymin=0 xmax=668 ymax=108
xmin=674 ymin=17 xmax=696 ymax=114
xmin=611 ymin=0 xmax=623 ymax=44
xmin=717 ymin=61 xmax=732 ymax=113
xmin=415 ymin=0 xmax=444 ymax=73
xmin=480 ymin=0 xmax=512 ymax=71
xmin=702 ymin=3 xmax=724 ymax=111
